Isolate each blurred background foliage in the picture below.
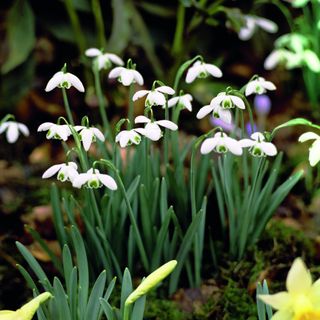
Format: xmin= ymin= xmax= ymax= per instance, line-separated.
xmin=0 ymin=0 xmax=288 ymax=118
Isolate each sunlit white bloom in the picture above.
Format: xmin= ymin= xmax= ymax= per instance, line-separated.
xmin=37 ymin=122 xmax=72 ymax=141
xmin=240 ymin=132 xmax=277 ymax=157
xmin=42 ymin=162 xmax=78 ymax=182
xmin=85 ymin=48 xmax=124 ymax=70
xmin=186 ymin=61 xmax=222 ymax=83
xmin=45 ymin=71 xmax=85 ymax=92
xmin=264 ymin=48 xmax=302 ymax=70
xmin=200 ymin=132 xmax=243 ymax=155
xmin=133 ymin=86 xmax=175 ymax=107
xmin=238 ymin=15 xmax=278 ymax=41
xmin=212 ymin=92 xmax=245 ymax=110
xmin=109 ymin=67 xmax=144 ymax=86
xmin=245 ymin=77 xmax=276 ymax=96
xmin=134 ymin=115 xmax=178 ymax=141
xmin=115 ymin=129 xmax=141 ymax=148
xmin=298 ymin=131 xmax=320 ymax=167
xmin=72 ymin=168 xmax=117 ymax=190
xmin=167 ymin=94 xmax=193 ymax=111
xmin=74 ymin=126 xmax=105 ymax=151
xmin=259 ymin=258 xmax=320 ymax=320
xmin=197 ymin=104 xmax=232 ymax=124
xmin=0 ymin=121 xmax=29 ymax=143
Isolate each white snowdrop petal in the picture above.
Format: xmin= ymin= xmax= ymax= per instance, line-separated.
xmin=239 ymin=139 xmax=255 ymax=148
xmin=218 ymin=109 xmax=232 ymax=124
xmin=299 ymin=132 xmax=320 ymax=142
xmin=185 ymin=94 xmax=193 ymax=101
xmin=225 ymin=138 xmax=243 ymax=155
xmin=186 ymin=66 xmax=199 ymax=83
xmin=264 ymin=50 xmax=281 ymax=70
xmin=67 ymin=168 xmax=79 ymax=182
xmin=263 ymin=81 xmax=276 ymax=91
xmin=108 ymin=67 xmax=124 ymax=79
xmin=0 ymin=122 xmax=9 ymax=134
xmin=260 ymin=142 xmax=277 ymax=156
xmin=17 ymin=123 xmax=30 ymax=136
xmin=204 ymin=64 xmax=223 ymax=78
xmin=230 ymin=95 xmax=245 ymax=109
xmin=6 ymin=123 xmax=19 ymax=143
xmin=156 ymin=120 xmax=178 ymax=131
xmin=200 ymin=138 xmax=218 ymax=154
xmin=98 ymin=174 xmax=118 ymax=190
xmin=156 ymin=86 xmax=175 ymax=95
xmin=149 ymin=91 xmax=166 ymax=106
xmin=310 ymin=140 xmax=320 ymax=166
xmin=211 ymin=94 xmax=225 ymax=106
xmin=121 ymin=70 xmax=134 ymax=86
xmin=256 ymin=17 xmax=278 ymax=33
xmin=251 ymin=132 xmax=265 ymax=141
xmin=119 ymin=133 xmax=130 ymax=148
xmin=133 ymin=90 xmax=149 ymax=101
xmin=196 ymin=105 xmax=214 ymax=119
xmin=42 ymin=164 xmax=63 ymax=179
xmin=68 ymin=162 xmax=78 ymax=169
xmin=72 ymin=174 xmax=89 ymax=188
xmin=183 ymin=98 xmax=192 ymax=111
xmin=239 ymin=18 xmax=255 ymax=41
xmin=145 ymin=123 xmax=162 ymax=141
xmin=92 ymin=128 xmax=105 ymax=142
xmin=45 ymin=72 xmax=64 ymax=92
xmin=168 ymin=97 xmax=179 ymax=108
xmin=66 ymin=73 xmax=85 ymax=92
xmin=133 ymin=70 xmax=144 ymax=85
xmin=85 ymin=48 xmax=102 ymax=57
xmin=106 ymin=53 xmax=124 ymax=66
xmin=81 ymin=129 xmax=94 ymax=151
xmin=245 ymin=81 xmax=257 ymax=96
xmin=74 ymin=125 xmax=85 ymax=132
xmin=135 ymin=115 xmax=150 ymax=124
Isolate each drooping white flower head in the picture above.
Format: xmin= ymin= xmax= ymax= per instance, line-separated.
xmin=133 ymin=86 xmax=175 ymax=107
xmin=245 ymin=77 xmax=276 ymax=96
xmin=115 ymin=129 xmax=142 ymax=148
xmin=109 ymin=67 xmax=144 ymax=86
xmin=264 ymin=49 xmax=302 ymax=70
xmin=42 ymin=162 xmax=79 ymax=182
xmin=134 ymin=115 xmax=178 ymax=141
xmin=298 ymin=131 xmax=320 ymax=167
xmin=37 ymin=122 xmax=72 ymax=141
xmin=0 ymin=121 xmax=29 ymax=143
xmin=197 ymin=104 xmax=232 ymax=124
xmin=167 ymin=94 xmax=193 ymax=111
xmin=85 ymin=48 xmax=124 ymax=70
xmin=45 ymin=71 xmax=85 ymax=92
xmin=72 ymin=168 xmax=117 ymax=190
xmin=74 ymin=126 xmax=105 ymax=151
xmin=200 ymin=132 xmax=243 ymax=155
xmin=212 ymin=92 xmax=245 ymax=110
xmin=238 ymin=15 xmax=278 ymax=41
xmin=186 ymin=61 xmax=222 ymax=84
xmin=240 ymin=132 xmax=277 ymax=157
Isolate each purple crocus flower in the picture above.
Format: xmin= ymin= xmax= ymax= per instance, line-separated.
xmin=254 ymin=94 xmax=271 ymax=116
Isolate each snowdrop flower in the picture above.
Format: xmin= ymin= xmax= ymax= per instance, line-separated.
xmin=133 ymin=86 xmax=175 ymax=107
xmin=74 ymin=126 xmax=105 ymax=151
xmin=0 ymin=292 xmax=52 ymax=320
xmin=167 ymin=94 xmax=193 ymax=111
xmin=298 ymin=131 xmax=320 ymax=167
xmin=109 ymin=66 xmax=144 ymax=86
xmin=115 ymin=129 xmax=141 ymax=148
xmin=42 ymin=162 xmax=78 ymax=182
xmin=197 ymin=104 xmax=232 ymax=124
xmin=72 ymin=168 xmax=117 ymax=190
xmin=264 ymin=48 xmax=301 ymax=70
xmin=259 ymin=258 xmax=320 ymax=320
xmin=200 ymin=132 xmax=243 ymax=155
xmin=134 ymin=115 xmax=178 ymax=141
xmin=245 ymin=77 xmax=276 ymax=96
xmin=238 ymin=15 xmax=278 ymax=41
xmin=186 ymin=61 xmax=222 ymax=83
xmin=0 ymin=121 xmax=29 ymax=143
xmin=85 ymin=48 xmax=124 ymax=70
xmin=37 ymin=122 xmax=72 ymax=141
xmin=240 ymin=132 xmax=277 ymax=157
xmin=45 ymin=70 xmax=84 ymax=92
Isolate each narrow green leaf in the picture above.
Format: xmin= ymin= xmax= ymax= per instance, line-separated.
xmin=100 ymin=298 xmax=115 ymax=320
xmin=53 ymin=277 xmax=72 ymax=320
xmin=121 ymin=268 xmax=133 ymax=317
xmin=131 ymin=295 xmax=146 ymax=320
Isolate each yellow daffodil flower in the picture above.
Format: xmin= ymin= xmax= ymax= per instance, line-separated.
xmin=0 ymin=292 xmax=52 ymax=320
xmin=259 ymin=258 xmax=320 ymax=320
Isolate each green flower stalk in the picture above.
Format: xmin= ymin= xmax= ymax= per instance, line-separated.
xmin=0 ymin=292 xmax=52 ymax=320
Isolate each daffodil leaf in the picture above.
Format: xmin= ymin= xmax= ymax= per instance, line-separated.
xmin=1 ymin=0 xmax=35 ymax=74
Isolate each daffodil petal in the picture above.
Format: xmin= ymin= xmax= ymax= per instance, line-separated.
xmin=286 ymin=258 xmax=312 ymax=294
xmin=258 ymin=292 xmax=291 ymax=310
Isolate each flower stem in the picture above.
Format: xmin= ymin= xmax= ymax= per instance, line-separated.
xmin=172 ymin=3 xmax=185 ymax=56
xmin=128 ymin=84 xmax=135 ymax=129
xmin=164 ymin=101 xmax=169 ymax=171
xmin=91 ymin=0 xmax=107 ymax=47
xmin=62 ymin=88 xmax=75 ymax=126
